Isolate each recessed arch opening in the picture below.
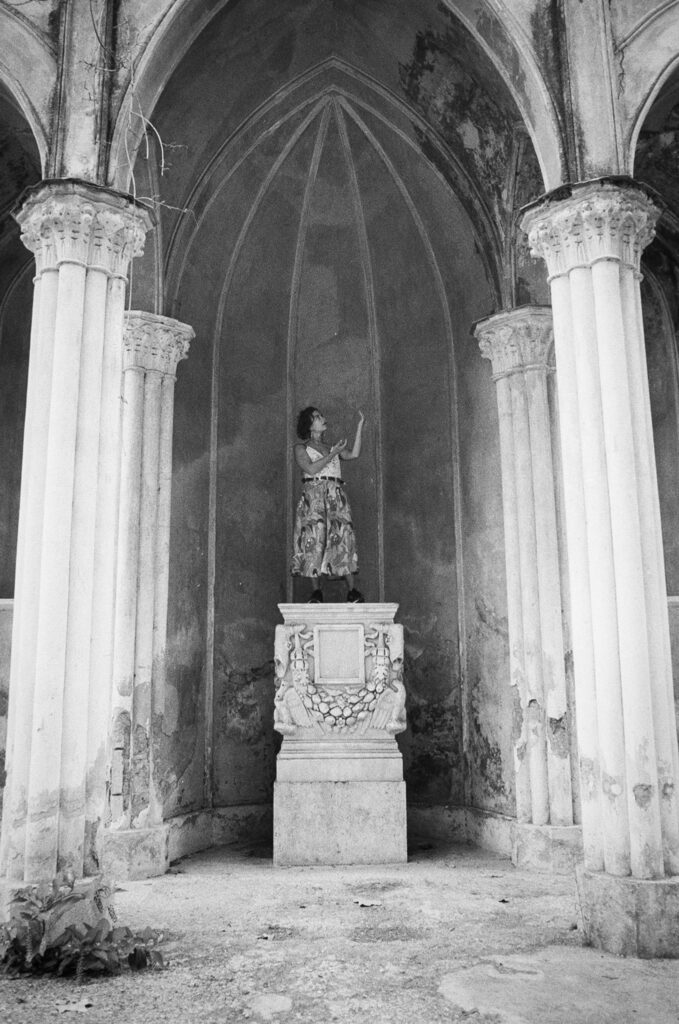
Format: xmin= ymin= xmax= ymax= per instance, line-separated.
xmin=125 ymin=0 xmax=550 ymax=839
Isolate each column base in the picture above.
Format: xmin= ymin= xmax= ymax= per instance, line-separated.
xmin=274 ymin=780 xmax=407 ymax=866
xmin=576 ymin=866 xmax=679 ymax=957
xmin=511 ymin=822 xmax=583 ymax=873
xmin=101 ymin=825 xmax=170 ymax=881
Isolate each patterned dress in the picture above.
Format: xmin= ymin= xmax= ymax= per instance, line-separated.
xmin=290 ymin=446 xmax=359 ymax=578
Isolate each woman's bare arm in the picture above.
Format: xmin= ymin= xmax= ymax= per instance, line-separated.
xmin=294 ymin=440 xmax=347 ymax=475
xmin=340 ymin=412 xmax=365 ymax=461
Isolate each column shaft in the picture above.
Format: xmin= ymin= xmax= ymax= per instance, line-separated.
xmin=26 ymin=261 xmax=87 ymax=879
xmin=0 ymin=180 xmax=152 ymax=881
xmin=548 ymin=275 xmax=604 ymax=871
xmin=59 ymin=266 xmax=109 ymax=870
xmin=476 ymin=306 xmax=574 ymax=831
xmin=152 ymin=374 xmax=178 ymax=718
xmin=132 ymin=369 xmax=163 ymax=827
xmin=522 ymin=179 xmax=679 ymax=888
xmin=0 ymin=270 xmax=58 ymax=878
xmin=569 ymin=264 xmax=631 ymax=875
xmin=85 ymin=274 xmax=126 ymax=861
xmin=509 ymin=372 xmax=549 ymax=825
xmin=494 ymin=376 xmax=532 ymax=822
xmin=592 ymin=258 xmax=663 ymax=877
xmin=108 ymin=311 xmax=192 ymax=837
xmin=525 ymin=365 xmax=572 ymax=824
xmin=623 ymin=269 xmax=679 ymax=874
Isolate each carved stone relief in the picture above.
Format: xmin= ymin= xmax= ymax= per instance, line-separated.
xmin=274 ymin=620 xmax=406 ymax=738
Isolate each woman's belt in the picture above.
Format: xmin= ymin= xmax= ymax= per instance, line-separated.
xmin=302 ymin=476 xmax=344 ymax=484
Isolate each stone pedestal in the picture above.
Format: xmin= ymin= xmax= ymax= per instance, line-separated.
xmin=273 ymin=604 xmax=407 ymax=866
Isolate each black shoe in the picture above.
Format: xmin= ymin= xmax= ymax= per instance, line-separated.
xmin=346 ymin=588 xmax=364 ymax=603
xmin=308 ymin=589 xmax=323 ymax=603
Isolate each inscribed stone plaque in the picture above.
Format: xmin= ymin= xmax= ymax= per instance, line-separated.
xmin=314 ymin=624 xmax=365 ymax=688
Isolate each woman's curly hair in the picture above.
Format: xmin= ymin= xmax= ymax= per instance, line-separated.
xmin=296 ymin=406 xmax=319 ymax=440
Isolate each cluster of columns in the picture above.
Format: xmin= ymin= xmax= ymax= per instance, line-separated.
xmin=516 ymin=180 xmax=679 ymax=955
xmin=0 ymin=181 xmax=192 ymax=883
xmin=475 ymin=307 xmax=575 ymax=852
xmin=110 ymin=311 xmax=192 ymax=834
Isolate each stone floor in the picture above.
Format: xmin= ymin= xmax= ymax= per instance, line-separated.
xmin=2 ymin=836 xmax=678 ymax=1023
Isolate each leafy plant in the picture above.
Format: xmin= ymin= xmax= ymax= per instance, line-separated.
xmin=0 ymin=875 xmax=164 ymax=981
xmin=46 ymin=920 xmax=164 ymax=981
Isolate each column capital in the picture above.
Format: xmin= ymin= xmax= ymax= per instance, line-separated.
xmin=474 ymin=305 xmax=554 ymax=379
xmin=14 ymin=180 xmax=154 ymax=278
xmin=520 ymin=180 xmax=658 ymax=279
xmin=123 ymin=310 xmax=194 ymax=376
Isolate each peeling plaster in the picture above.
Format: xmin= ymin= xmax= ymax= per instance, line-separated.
xmin=602 ymin=772 xmax=623 ymax=801
xmin=399 ymin=21 xmax=517 ymax=233
xmin=474 ymin=596 xmax=508 ymax=640
xmin=548 ymin=714 xmax=569 ymax=758
xmin=633 ymin=782 xmax=654 ymax=809
xmin=579 ymin=757 xmax=600 ymax=800
xmin=131 ymin=723 xmax=150 ymax=826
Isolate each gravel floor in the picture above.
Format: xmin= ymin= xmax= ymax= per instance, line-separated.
xmin=1 ymin=839 xmax=678 ymax=1023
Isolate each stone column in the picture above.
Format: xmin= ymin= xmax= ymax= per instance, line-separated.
xmin=475 ymin=307 xmax=580 ymax=871
xmin=522 ymin=179 xmax=679 ymax=957
xmin=0 ymin=181 xmax=152 ymax=883
xmin=104 ymin=311 xmax=192 ymax=880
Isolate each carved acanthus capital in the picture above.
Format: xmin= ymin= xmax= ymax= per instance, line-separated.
xmin=520 ymin=181 xmax=658 ymax=278
xmin=475 ymin=306 xmax=554 ymax=379
xmin=15 ymin=181 xmax=153 ymax=277
xmin=123 ymin=311 xmax=194 ymax=376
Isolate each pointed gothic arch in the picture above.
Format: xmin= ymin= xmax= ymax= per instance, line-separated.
xmin=108 ymin=0 xmax=563 ymax=193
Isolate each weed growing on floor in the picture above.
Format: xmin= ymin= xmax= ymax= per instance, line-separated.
xmin=0 ymin=874 xmax=164 ymax=981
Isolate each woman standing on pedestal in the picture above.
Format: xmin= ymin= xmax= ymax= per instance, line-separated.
xmin=291 ymin=406 xmax=365 ymax=603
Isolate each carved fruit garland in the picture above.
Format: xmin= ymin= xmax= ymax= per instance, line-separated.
xmin=293 ymin=623 xmax=394 ymax=731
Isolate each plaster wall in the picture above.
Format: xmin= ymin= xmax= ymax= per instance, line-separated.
xmin=162 ymin=95 xmax=499 ymax=816
xmin=456 ymin=319 xmax=513 ymax=817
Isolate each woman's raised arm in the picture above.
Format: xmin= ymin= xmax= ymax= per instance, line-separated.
xmin=340 ymin=411 xmax=365 ymax=461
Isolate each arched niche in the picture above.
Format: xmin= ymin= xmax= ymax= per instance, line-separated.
xmin=130 ymin=0 xmax=541 ymax=827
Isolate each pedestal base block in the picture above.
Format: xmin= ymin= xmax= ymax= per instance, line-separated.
xmin=274 ymin=780 xmax=407 ymax=866
xmin=511 ymin=823 xmax=583 ymax=873
xmin=101 ymin=825 xmax=170 ymax=880
xmin=576 ymin=866 xmax=679 ymax=958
